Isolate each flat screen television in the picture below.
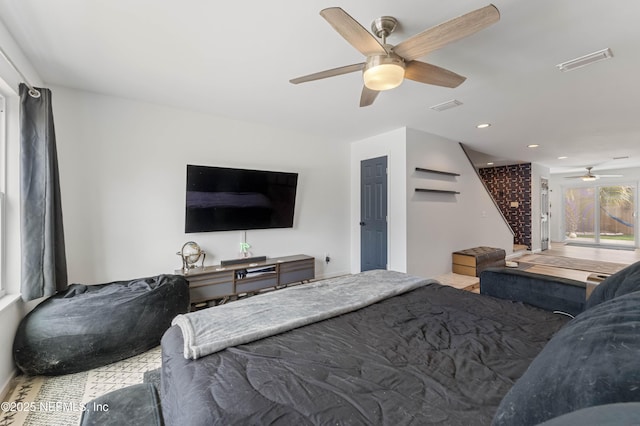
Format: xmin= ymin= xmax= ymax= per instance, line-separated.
xmin=185 ymin=164 xmax=298 ymax=233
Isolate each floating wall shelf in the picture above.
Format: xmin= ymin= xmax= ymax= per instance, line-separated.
xmin=415 ymin=188 xmax=460 ymax=195
xmin=415 ymin=167 xmax=460 ymax=177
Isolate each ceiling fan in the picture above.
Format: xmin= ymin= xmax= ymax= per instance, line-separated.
xmin=564 ymin=167 xmax=623 ymax=182
xmin=290 ymin=5 xmax=500 ymax=107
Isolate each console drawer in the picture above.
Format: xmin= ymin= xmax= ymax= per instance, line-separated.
xmin=189 ymin=282 xmax=234 ymax=303
xmin=235 ymin=273 xmax=278 ymax=293
xmin=279 ymin=259 xmax=315 ymax=285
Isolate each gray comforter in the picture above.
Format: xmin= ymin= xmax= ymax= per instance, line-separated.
xmin=161 ymin=273 xmax=569 ymax=425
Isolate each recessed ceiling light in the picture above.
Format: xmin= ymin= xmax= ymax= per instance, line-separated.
xmin=527 ymin=144 xmax=539 ymax=148
xmin=558 ymin=156 xmax=568 ymax=160
xmin=476 ymin=123 xmax=491 ymax=129
xmin=487 ymin=162 xmax=494 ymax=165
xmin=556 ymin=48 xmax=613 ymax=72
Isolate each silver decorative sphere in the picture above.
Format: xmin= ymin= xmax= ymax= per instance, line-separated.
xmin=179 ymin=241 xmax=205 ymax=270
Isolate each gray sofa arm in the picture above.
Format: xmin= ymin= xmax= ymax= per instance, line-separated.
xmin=480 ymin=267 xmax=586 ymax=316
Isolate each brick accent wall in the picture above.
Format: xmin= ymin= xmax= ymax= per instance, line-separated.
xmin=478 ymin=164 xmax=532 ymax=249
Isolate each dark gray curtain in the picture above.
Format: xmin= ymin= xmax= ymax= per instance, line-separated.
xmin=20 ymin=83 xmax=68 ymax=301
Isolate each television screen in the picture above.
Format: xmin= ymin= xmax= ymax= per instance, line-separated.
xmin=185 ymin=165 xmax=298 ymax=233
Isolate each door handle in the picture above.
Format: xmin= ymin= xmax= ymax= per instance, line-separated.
xmin=359 ymin=222 xmax=365 ymax=226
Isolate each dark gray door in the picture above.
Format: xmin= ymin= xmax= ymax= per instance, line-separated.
xmin=360 ymin=156 xmax=388 ymax=271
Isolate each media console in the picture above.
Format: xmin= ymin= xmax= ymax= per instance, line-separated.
xmin=176 ymin=254 xmax=315 ymax=307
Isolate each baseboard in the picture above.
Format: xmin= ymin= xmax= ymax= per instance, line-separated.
xmin=313 ymin=270 xmax=351 ymax=282
xmin=0 ymin=367 xmax=17 ymax=401
xmin=506 ymin=252 xmax=529 ymax=260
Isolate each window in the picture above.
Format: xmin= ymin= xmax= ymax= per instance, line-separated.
xmin=0 ymin=94 xmax=5 ymax=297
xmin=0 ymin=192 xmax=4 ymax=298
xmin=563 ymin=184 xmax=637 ymax=247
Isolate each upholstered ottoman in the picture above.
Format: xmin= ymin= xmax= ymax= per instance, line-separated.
xmin=452 ymin=246 xmax=506 ymax=277
xmin=14 ymin=275 xmax=189 ymax=376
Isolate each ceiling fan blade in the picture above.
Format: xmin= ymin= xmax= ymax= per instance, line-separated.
xmin=360 ymin=86 xmax=379 ymax=107
xmin=404 ymin=61 xmax=466 ymax=88
xmin=290 ymin=63 xmax=365 ymax=84
xmin=320 ymin=7 xmax=387 ymax=56
xmin=394 ymin=4 xmax=500 ymax=61
xmin=596 ymin=174 xmax=624 ymax=178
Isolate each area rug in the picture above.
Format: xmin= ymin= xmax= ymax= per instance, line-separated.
xmin=0 ymin=346 xmax=161 ymax=426
xmin=517 ymin=254 xmax=628 ymax=275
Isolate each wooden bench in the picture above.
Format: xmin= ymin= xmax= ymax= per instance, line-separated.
xmin=452 ymin=247 xmax=506 ymax=277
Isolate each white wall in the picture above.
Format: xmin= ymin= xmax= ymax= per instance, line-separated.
xmin=549 ymin=167 xmax=640 ymax=243
xmin=350 ymin=128 xmax=408 ymax=273
xmin=51 ymin=86 xmax=351 ymax=284
xmin=350 ymin=127 xmax=513 ymax=278
xmin=405 ymin=129 xmax=514 ymax=277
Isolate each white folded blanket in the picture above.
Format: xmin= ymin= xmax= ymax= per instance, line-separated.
xmin=172 ymin=269 xmax=431 ymax=359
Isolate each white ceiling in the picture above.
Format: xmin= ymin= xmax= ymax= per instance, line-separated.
xmin=1 ymin=0 xmax=639 ymax=173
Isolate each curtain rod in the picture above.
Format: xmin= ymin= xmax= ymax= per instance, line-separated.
xmin=0 ymin=44 xmax=40 ymax=98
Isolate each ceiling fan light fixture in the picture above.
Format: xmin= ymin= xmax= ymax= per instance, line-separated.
xmin=582 ymin=176 xmax=598 ymax=182
xmin=363 ymin=55 xmax=405 ymax=91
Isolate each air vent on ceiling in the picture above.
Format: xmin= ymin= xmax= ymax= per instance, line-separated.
xmin=430 ymin=99 xmax=463 ymax=112
xmin=556 ymin=48 xmax=613 ymax=72
xmin=613 ymin=156 xmax=629 ymax=160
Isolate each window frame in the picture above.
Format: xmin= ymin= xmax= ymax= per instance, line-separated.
xmin=0 ymin=95 xmax=6 ymax=297
xmin=561 ymin=180 xmax=639 ymax=249
xmin=0 ymin=192 xmax=5 ymax=298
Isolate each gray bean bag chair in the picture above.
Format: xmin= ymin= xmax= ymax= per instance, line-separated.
xmin=14 ymin=274 xmax=189 ymax=376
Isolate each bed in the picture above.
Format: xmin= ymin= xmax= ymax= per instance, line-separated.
xmin=160 ymin=270 xmax=569 ymax=425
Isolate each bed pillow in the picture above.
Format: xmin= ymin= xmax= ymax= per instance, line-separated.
xmin=585 ymin=260 xmax=640 ymax=310
xmin=492 ymin=290 xmax=640 ymax=426
xmin=536 ymin=403 xmax=640 ymax=426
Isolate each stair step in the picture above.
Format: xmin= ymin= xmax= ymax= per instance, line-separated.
xmin=435 ymin=272 xmax=479 ymax=292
